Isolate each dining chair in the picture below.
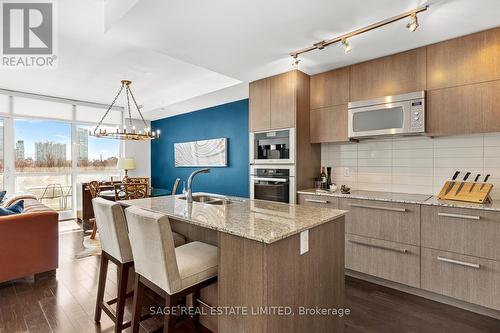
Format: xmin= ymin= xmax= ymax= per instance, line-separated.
xmin=88 ymin=181 xmax=101 ymax=239
xmin=171 ymin=178 xmax=181 ymax=196
xmin=92 ymin=198 xmax=187 ymax=332
xmin=128 ymin=177 xmax=151 ymax=195
xmin=125 ymin=206 xmax=218 ymax=333
xmin=114 ymin=183 xmax=148 ymax=201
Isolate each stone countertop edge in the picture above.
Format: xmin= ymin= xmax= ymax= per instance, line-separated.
xmin=119 ymin=197 xmax=347 ymax=245
xmin=297 ymin=189 xmax=500 ymax=212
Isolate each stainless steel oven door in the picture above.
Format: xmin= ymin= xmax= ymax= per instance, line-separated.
xmin=250 ymin=165 xmax=296 ymax=204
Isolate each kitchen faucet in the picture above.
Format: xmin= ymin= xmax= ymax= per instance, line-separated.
xmin=186 ymin=168 xmax=210 ymax=203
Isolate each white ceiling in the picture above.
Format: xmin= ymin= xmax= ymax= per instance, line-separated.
xmin=1 ymin=0 xmax=500 ymax=120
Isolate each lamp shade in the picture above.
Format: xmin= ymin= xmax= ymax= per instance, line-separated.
xmin=117 ymin=157 xmax=136 ymax=170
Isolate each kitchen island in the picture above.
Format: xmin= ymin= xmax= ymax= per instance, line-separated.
xmin=121 ymin=193 xmax=347 ymax=333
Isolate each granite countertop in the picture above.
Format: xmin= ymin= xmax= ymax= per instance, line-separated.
xmin=120 ymin=193 xmax=347 ymax=244
xmin=297 ymin=189 xmax=432 ymax=204
xmin=298 ymin=189 xmax=500 ymax=212
xmin=422 ymin=196 xmax=500 ymax=212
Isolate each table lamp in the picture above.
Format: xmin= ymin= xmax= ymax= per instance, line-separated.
xmin=117 ymin=157 xmax=136 ymax=182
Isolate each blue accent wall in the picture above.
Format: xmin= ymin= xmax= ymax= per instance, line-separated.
xmin=151 ymin=99 xmax=249 ymax=197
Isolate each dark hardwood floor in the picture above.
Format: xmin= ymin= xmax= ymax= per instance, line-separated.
xmin=1 ymin=228 xmax=500 ymax=333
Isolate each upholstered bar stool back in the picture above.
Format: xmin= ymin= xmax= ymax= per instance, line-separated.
xmin=93 ymin=198 xmax=133 ymax=263
xmin=125 ymin=206 xmax=218 ymax=333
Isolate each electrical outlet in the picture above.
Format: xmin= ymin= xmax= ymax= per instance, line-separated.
xmin=344 ymin=167 xmax=350 ymax=177
xmin=300 ymin=230 xmax=309 ymax=255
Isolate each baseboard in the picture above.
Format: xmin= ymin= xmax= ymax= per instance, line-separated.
xmin=346 ymin=269 xmax=500 ymax=320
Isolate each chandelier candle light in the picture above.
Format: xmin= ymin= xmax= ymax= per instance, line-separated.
xmin=90 ymin=80 xmax=160 ymax=140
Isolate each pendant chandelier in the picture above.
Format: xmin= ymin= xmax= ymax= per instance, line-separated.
xmin=90 ymin=80 xmax=160 ymax=140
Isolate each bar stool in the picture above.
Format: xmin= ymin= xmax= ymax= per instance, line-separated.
xmin=125 ymin=206 xmax=218 ymax=333
xmin=92 ymin=198 xmax=186 ymax=332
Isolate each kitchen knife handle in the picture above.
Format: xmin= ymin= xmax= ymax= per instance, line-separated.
xmin=473 ymin=174 xmax=481 ymax=182
xmin=463 ymin=172 xmax=471 ymax=181
xmin=451 ymin=171 xmax=460 ymax=180
xmin=484 ymin=174 xmax=491 ymax=183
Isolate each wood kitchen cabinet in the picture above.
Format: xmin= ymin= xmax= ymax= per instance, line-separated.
xmin=350 ymin=48 xmax=426 ymax=102
xmin=270 ymin=70 xmax=296 ymax=129
xmin=249 ymin=78 xmax=271 ymax=132
xmin=249 ymin=70 xmax=308 ymax=131
xmin=310 ymin=67 xmax=349 ymax=109
xmin=249 ymin=70 xmax=320 ymax=191
xmin=427 ymin=27 xmax=500 ymax=90
xmin=346 ymin=234 xmax=421 ymax=288
xmin=426 ymin=80 xmax=500 ymax=136
xmin=421 ymin=247 xmax=500 ymax=311
xmin=310 ymin=105 xmax=348 ymax=143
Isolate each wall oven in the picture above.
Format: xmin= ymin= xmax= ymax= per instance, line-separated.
xmin=250 ymin=165 xmax=295 ymax=204
xmin=249 ymin=128 xmax=295 ymax=164
xmin=348 ymin=91 xmax=425 ymax=139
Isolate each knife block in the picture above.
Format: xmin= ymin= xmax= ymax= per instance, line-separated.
xmin=438 ymin=181 xmax=493 ymax=204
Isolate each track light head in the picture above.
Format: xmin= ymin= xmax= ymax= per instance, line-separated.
xmin=340 ymin=39 xmax=351 ymax=53
xmin=407 ymin=13 xmax=419 ymax=32
xmin=292 ymin=56 xmax=300 ymax=69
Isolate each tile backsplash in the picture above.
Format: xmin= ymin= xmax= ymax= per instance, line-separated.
xmin=321 ymin=133 xmax=500 ymax=199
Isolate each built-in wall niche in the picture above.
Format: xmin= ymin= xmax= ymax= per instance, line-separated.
xmin=174 ymin=138 xmax=227 ymax=167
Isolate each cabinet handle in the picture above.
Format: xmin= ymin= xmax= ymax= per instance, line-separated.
xmin=305 ymin=198 xmax=329 ymax=204
xmin=437 ymin=212 xmax=480 ymax=220
xmin=348 ymin=239 xmax=408 ymax=254
xmin=349 ymin=204 xmax=406 ymax=212
xmin=437 ymin=256 xmax=480 ymax=269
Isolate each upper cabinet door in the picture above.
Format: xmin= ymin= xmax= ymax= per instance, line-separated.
xmin=310 ymin=67 xmax=350 ymax=109
xmin=270 ymin=71 xmax=296 ymax=129
xmin=310 ymin=105 xmax=348 ymax=143
xmin=249 ymin=78 xmax=271 ymax=132
xmin=350 ymin=48 xmax=426 ymax=102
xmin=427 ymin=27 xmax=500 ymax=90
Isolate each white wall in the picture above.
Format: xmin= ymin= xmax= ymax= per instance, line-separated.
xmin=123 ymin=118 xmax=151 ymax=179
xmin=321 ymin=133 xmax=500 ymax=199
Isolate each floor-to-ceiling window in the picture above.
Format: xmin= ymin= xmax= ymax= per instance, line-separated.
xmin=0 ymin=95 xmax=125 ymax=220
xmin=76 ymin=124 xmax=121 ymax=184
xmin=14 ymin=119 xmax=72 ymax=212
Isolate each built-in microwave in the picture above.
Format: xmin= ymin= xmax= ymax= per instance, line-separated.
xmin=249 ymin=128 xmax=295 ymax=164
xmin=348 ymin=91 xmax=425 ymax=139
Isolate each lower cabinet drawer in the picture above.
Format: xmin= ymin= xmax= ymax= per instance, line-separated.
xmin=345 ymin=234 xmax=420 ymax=288
xmin=421 ymin=247 xmax=500 ymax=311
xmin=297 ymin=193 xmax=338 ymax=209
xmin=340 ymin=198 xmax=420 ymax=245
xmin=421 ymin=205 xmax=500 ymax=261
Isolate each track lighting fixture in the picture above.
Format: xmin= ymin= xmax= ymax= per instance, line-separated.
xmin=340 ymin=39 xmax=352 ymax=53
xmin=289 ymin=5 xmax=428 ymax=60
xmin=406 ymin=13 xmax=419 ymax=32
xmin=292 ymin=56 xmax=300 ymax=69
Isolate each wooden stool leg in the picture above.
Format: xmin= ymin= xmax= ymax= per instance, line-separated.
xmin=164 ymin=294 xmax=177 ymax=333
xmin=114 ymin=264 xmax=130 ymax=333
xmin=90 ymin=219 xmax=97 ymax=239
xmin=94 ymin=255 xmax=109 ymax=323
xmin=131 ymin=274 xmax=145 ymax=333
xmin=193 ymin=289 xmax=200 ymax=323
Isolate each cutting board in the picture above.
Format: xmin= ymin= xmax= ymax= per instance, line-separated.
xmin=438 ymin=181 xmax=493 ymax=203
